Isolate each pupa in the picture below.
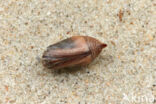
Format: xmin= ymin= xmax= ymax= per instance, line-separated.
xmin=42 ymin=36 xmax=107 ymax=69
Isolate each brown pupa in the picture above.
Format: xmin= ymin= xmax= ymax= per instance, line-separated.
xmin=42 ymin=36 xmax=107 ymax=69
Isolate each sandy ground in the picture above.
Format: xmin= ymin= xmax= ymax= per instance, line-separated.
xmin=0 ymin=0 xmax=156 ymax=104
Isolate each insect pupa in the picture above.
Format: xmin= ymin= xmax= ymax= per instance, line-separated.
xmin=42 ymin=36 xmax=107 ymax=69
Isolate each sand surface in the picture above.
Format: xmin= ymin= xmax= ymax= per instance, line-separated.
xmin=0 ymin=0 xmax=155 ymax=104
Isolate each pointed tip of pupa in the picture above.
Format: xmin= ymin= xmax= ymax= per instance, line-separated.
xmin=101 ymin=43 xmax=107 ymax=48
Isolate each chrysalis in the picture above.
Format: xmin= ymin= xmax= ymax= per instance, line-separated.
xmin=42 ymin=36 xmax=107 ymax=69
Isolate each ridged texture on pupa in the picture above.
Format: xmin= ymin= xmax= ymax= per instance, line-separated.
xmin=42 ymin=36 xmax=107 ymax=69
